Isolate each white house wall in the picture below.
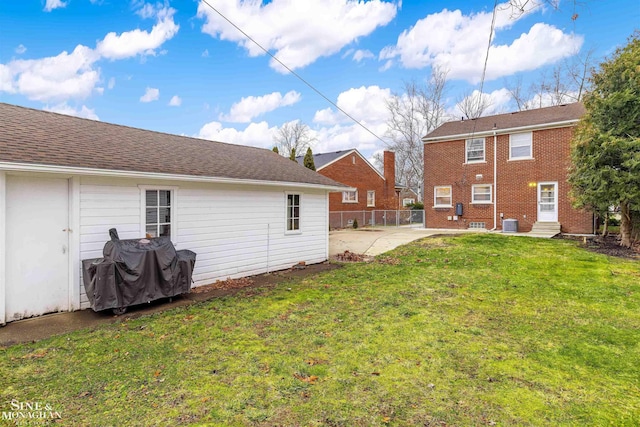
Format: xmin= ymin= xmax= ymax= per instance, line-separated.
xmin=78 ymin=176 xmax=328 ymax=309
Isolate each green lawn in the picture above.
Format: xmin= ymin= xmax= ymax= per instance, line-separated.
xmin=1 ymin=234 xmax=639 ymax=426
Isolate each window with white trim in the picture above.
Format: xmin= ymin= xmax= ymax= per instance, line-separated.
xmin=342 ymin=190 xmax=358 ymax=203
xmin=510 ymin=132 xmax=532 ymax=159
xmin=434 ymin=186 xmax=452 ymax=207
xmin=466 ymin=138 xmax=485 ymax=163
xmin=286 ymin=193 xmax=301 ymax=232
xmin=472 ymin=184 xmax=492 ymax=204
xmin=367 ymin=191 xmax=375 ymax=207
xmin=145 ymin=189 xmax=172 ymax=237
xmin=403 ymin=198 xmax=415 ymax=207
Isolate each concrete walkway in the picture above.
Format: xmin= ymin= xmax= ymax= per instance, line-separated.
xmin=329 ymin=227 xmax=484 ymax=256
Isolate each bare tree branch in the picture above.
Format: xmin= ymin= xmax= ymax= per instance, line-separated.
xmin=384 ymin=66 xmax=450 ymax=194
xmin=272 ymin=121 xmax=316 ymax=158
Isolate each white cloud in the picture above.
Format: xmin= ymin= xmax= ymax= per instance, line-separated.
xmin=44 ymin=0 xmax=67 ymax=12
xmin=15 ymin=44 xmax=27 ymax=55
xmin=197 ymin=121 xmax=278 ymax=149
xmin=168 ymin=95 xmax=182 ymax=106
xmin=107 ymin=77 xmax=115 ymax=89
xmin=380 ymin=2 xmax=583 ymax=82
xmin=96 ymin=7 xmax=179 ymax=60
xmin=140 ymin=87 xmax=159 ymax=102
xmin=1 ymin=45 xmax=101 ymax=102
xmin=44 ymin=103 xmax=100 ymax=120
xmin=219 ymin=90 xmax=301 ymax=123
xmin=0 ymin=7 xmax=178 ymax=104
xmin=313 ymin=85 xmax=390 ymax=125
xmin=353 ymin=49 xmax=374 ymax=62
xmin=197 ymin=0 xmax=398 ymax=72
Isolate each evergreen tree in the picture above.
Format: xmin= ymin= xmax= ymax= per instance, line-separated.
xmin=569 ymin=32 xmax=640 ymax=247
xmin=289 ymin=147 xmax=296 ymax=162
xmin=303 ymin=147 xmax=316 ymax=171
xmin=272 ymin=146 xmax=279 ymax=154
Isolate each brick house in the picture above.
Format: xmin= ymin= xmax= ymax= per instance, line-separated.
xmin=297 ymin=149 xmax=399 ymax=212
xmin=422 ymin=103 xmax=593 ymax=234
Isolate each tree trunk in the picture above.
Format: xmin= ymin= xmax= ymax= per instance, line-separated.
xmin=602 ymin=212 xmax=609 ymax=237
xmin=619 ymin=202 xmax=633 ymax=248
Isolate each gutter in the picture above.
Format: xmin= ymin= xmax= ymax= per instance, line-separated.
xmin=422 ymin=119 xmax=579 ymax=144
xmin=491 ymin=126 xmax=498 ymax=231
xmin=0 ymin=161 xmax=349 ymax=192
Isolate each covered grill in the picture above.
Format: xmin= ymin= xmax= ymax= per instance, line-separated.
xmin=82 ymin=229 xmax=196 ymax=314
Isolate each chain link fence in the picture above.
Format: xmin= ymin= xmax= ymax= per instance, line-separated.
xmin=329 ymin=210 xmax=425 ymax=229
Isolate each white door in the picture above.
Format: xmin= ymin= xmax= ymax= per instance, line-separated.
xmin=537 ymin=182 xmax=558 ymax=222
xmin=6 ymin=176 xmax=70 ymax=322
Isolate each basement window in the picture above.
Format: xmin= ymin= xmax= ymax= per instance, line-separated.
xmin=469 ymin=222 xmax=486 ymax=229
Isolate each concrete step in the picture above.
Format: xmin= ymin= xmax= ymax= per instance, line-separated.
xmin=531 ymin=222 xmax=561 ymax=234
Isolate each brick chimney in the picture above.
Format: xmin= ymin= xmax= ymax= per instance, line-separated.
xmin=383 ymin=151 xmax=396 ymax=208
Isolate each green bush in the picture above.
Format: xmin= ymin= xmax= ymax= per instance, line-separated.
xmin=410 ymin=201 xmax=424 ymax=210
xmin=352 ymin=218 xmax=358 ymax=229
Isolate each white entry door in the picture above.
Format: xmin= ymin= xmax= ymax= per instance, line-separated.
xmin=537 ymin=182 xmax=558 ymax=222
xmin=6 ymin=176 xmax=70 ymax=322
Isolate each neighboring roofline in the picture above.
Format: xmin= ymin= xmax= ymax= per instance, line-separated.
xmin=0 ymin=162 xmax=349 ymax=192
xmin=422 ymin=119 xmax=580 ymax=143
xmin=317 ymin=149 xmax=386 ymax=181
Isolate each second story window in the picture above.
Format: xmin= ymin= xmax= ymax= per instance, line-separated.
xmin=510 ymin=132 xmax=533 ymax=159
xmin=466 ymin=138 xmax=485 ymax=163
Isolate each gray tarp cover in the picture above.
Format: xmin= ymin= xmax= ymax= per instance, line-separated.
xmin=82 ymin=236 xmax=196 ymax=312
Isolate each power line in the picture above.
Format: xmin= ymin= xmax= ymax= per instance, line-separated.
xmin=199 ymin=0 xmax=386 ymax=145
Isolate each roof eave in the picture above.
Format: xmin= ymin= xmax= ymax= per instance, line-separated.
xmin=422 ymin=119 xmax=580 ymax=143
xmin=0 ymin=162 xmax=349 ymax=192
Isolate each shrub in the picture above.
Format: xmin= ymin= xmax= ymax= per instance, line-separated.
xmin=352 ymin=218 xmax=358 ymax=229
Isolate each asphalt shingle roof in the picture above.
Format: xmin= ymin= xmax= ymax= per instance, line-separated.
xmin=423 ymin=103 xmax=585 ymax=141
xmin=295 ymin=149 xmax=354 ymax=170
xmin=0 ymin=103 xmax=346 ymax=188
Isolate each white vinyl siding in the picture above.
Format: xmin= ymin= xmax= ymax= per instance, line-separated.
xmin=342 ymin=190 xmax=357 ymax=203
xmin=434 ymin=186 xmax=452 ymax=208
xmin=465 ymin=138 xmax=485 ymax=163
xmin=510 ymin=132 xmax=533 ymax=159
xmin=472 ymin=184 xmax=492 ymax=204
xmin=78 ymin=177 xmax=328 ymax=309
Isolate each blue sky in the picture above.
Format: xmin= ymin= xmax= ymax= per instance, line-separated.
xmin=1 ymin=0 xmax=638 ymax=160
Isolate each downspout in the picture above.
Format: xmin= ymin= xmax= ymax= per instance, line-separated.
xmin=490 ymin=125 xmax=498 ymax=231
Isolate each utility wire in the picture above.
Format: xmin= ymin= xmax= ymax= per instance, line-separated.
xmin=200 ymin=0 xmax=386 ymax=145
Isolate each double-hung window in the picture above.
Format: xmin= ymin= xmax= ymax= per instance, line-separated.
xmin=466 ymin=138 xmax=485 ymax=163
xmin=472 ymin=184 xmax=492 ymax=204
xmin=342 ymin=190 xmax=358 ymax=203
xmin=402 ymin=198 xmax=415 ymax=207
xmin=367 ymin=191 xmax=375 ymax=207
xmin=145 ymin=189 xmax=172 ymax=238
xmin=434 ymin=186 xmax=452 ymax=207
xmin=286 ymin=193 xmax=301 ymax=232
xmin=510 ymin=132 xmax=532 ymax=159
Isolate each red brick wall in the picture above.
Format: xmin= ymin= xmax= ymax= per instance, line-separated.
xmin=423 ymin=126 xmax=593 ymax=233
xmin=319 ymin=152 xmax=397 ymax=211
